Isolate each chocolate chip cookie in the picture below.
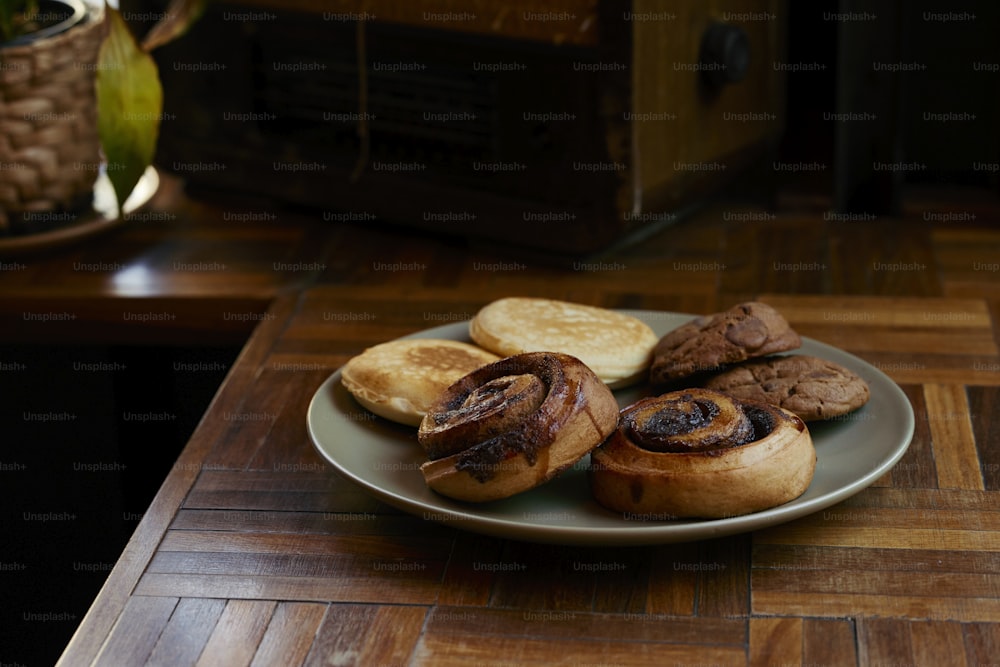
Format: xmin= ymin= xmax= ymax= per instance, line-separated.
xmin=704 ymin=354 xmax=870 ymax=421
xmin=649 ymin=302 xmax=802 ymax=383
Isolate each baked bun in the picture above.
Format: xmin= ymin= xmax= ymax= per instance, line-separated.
xmin=650 ymin=302 xmax=801 ymax=384
xmin=469 ymin=297 xmax=658 ymax=388
xmin=341 ymin=339 xmax=500 ymax=426
xmin=590 ymin=388 xmax=815 ymax=519
xmin=418 ymin=351 xmax=619 ymax=502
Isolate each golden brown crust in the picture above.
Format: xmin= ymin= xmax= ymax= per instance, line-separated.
xmin=469 ymin=297 xmax=659 ymax=389
xmin=341 ymin=339 xmax=500 ymax=426
xmin=418 ymin=352 xmax=620 ymax=502
xmin=590 ymin=389 xmax=816 ymax=519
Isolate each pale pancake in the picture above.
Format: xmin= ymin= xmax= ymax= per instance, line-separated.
xmin=469 ymin=297 xmax=658 ymax=388
xmin=341 ymin=339 xmax=500 ymax=426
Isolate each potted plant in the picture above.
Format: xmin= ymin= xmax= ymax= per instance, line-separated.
xmin=0 ymin=0 xmax=202 ymax=236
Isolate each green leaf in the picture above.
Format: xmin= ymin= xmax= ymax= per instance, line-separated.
xmin=96 ymin=6 xmax=163 ymax=215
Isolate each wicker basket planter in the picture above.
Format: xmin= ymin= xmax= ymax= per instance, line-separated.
xmin=0 ymin=0 xmax=107 ymax=233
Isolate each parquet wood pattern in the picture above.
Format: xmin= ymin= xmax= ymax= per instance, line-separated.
xmin=48 ymin=187 xmax=1000 ymax=666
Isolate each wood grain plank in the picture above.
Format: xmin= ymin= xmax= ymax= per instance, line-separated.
xmin=145 ymin=598 xmax=226 ymax=667
xmin=261 ymin=352 xmax=341 ymax=373
xmin=249 ymin=602 xmax=328 ymax=667
xmin=835 ymin=487 xmax=998 ymax=512
xmin=241 ymin=370 xmax=333 ymax=471
xmin=785 ymin=325 xmax=996 ymax=356
xmin=924 ymin=384 xmax=985 ymax=490
xmin=753 ymin=568 xmax=1000 ymax=599
xmin=143 ymin=547 xmax=449 ymax=593
xmin=157 ymin=529 xmax=454 ymax=559
xmin=749 ymin=617 xmax=800 ymax=667
xmin=290 ymin=284 xmax=715 ymax=319
xmin=182 ymin=469 xmax=390 ymax=514
xmin=755 ymin=506 xmax=1000 ymax=532
xmin=186 ymin=470 xmax=359 ymax=494
xmin=858 ymin=618 xmax=915 ymax=667
xmin=181 ymin=486 xmax=388 ymax=514
xmin=753 ymin=590 xmax=1000 ymax=622
xmin=645 ymin=542 xmax=699 ymax=616
xmin=969 ymin=386 xmax=1000 ymax=491
xmin=486 ymin=542 xmax=626 ymax=612
xmin=828 ymin=217 xmax=941 ymax=296
xmin=988 ymin=298 xmax=1000 ymax=357
xmin=169 ymin=508 xmax=450 ymax=538
xmin=758 ymin=295 xmax=991 ymax=326
xmin=147 ymin=550 xmax=440 ymax=579
xmin=910 ymin=621 xmax=969 ymax=667
xmin=802 ymin=618 xmax=857 ymax=667
xmin=591 ymin=549 xmax=652 ymax=615
xmin=92 ymin=596 xmax=178 ymax=667
xmin=963 ymin=622 xmax=1000 ymax=666
xmin=933 ymin=226 xmax=1000 ymax=302
xmin=754 ymin=525 xmax=1000 ymax=551
xmin=753 ymin=538 xmax=1000 ymax=622
xmin=722 ymin=217 xmax=831 ymax=296
xmin=420 ymin=605 xmax=746 ymax=644
xmin=414 ymin=634 xmax=746 ymax=667
xmin=134 ymin=572 xmax=441 ymax=605
xmin=302 ymin=604 xmax=426 ymax=667
xmin=487 ymin=274 xmax=721 ymax=302
xmin=195 ymin=600 xmax=276 ymax=667
xmin=697 ymin=535 xmax=750 ymax=619
xmin=199 ymin=367 xmax=315 ymax=470
xmin=858 ymin=358 xmax=1000 ymax=386
xmin=753 ymin=545 xmax=1000 ymax=576
xmin=887 ymin=384 xmax=938 ymax=488
xmin=436 ymin=532 xmax=504 ymax=607
xmin=942 ymin=281 xmax=1000 ymax=303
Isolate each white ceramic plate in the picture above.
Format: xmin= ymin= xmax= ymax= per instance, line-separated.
xmin=307 ymin=311 xmax=915 ymax=546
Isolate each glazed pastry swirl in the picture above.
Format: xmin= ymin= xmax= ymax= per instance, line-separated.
xmin=419 ymin=371 xmax=549 ymax=463
xmin=621 ymin=391 xmax=754 ymax=453
xmin=590 ymin=388 xmax=816 ymax=519
xmin=418 ymin=351 xmax=619 ymax=502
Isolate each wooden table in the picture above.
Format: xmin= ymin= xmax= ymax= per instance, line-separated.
xmin=0 ymin=174 xmax=335 ymax=345
xmin=49 ymin=184 xmax=1000 ymax=666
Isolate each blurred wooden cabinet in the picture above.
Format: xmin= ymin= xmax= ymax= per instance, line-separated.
xmin=146 ymin=0 xmax=786 ymax=255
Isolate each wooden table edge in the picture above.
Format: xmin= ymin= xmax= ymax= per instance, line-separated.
xmin=55 ymin=291 xmax=303 ymax=666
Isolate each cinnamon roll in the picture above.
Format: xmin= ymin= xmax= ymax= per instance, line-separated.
xmin=590 ymin=388 xmax=816 ymax=519
xmin=418 ymin=352 xmax=620 ymax=502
